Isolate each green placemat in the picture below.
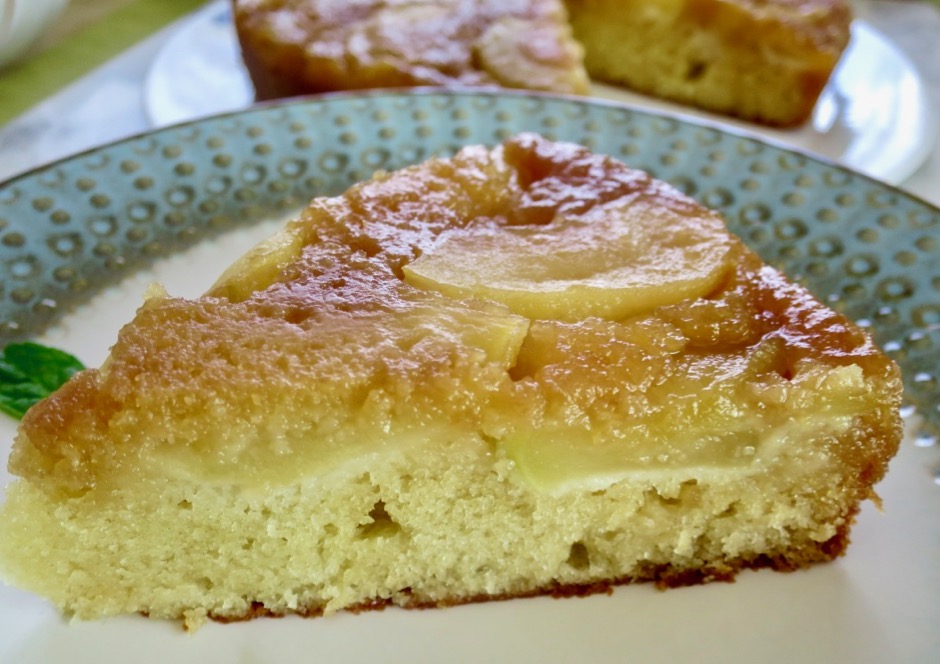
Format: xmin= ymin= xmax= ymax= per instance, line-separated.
xmin=0 ymin=0 xmax=207 ymax=127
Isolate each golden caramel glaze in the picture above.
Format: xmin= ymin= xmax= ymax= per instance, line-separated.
xmin=232 ymin=0 xmax=590 ymax=99
xmin=10 ymin=134 xmax=901 ymax=499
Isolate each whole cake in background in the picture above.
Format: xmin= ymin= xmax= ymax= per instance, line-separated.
xmin=232 ymin=0 xmax=852 ymax=126
xmin=0 ymin=134 xmax=901 ymax=629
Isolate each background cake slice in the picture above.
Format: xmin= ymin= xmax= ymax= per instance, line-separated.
xmin=565 ymin=0 xmax=851 ymax=126
xmin=0 ymin=134 xmax=901 ymax=629
xmin=232 ymin=0 xmax=590 ymax=99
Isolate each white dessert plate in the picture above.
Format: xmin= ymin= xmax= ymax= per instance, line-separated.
xmin=0 ymin=90 xmax=938 ymax=663
xmin=142 ymin=0 xmax=937 ymax=185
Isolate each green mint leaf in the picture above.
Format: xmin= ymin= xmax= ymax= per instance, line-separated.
xmin=0 ymin=342 xmax=85 ymax=419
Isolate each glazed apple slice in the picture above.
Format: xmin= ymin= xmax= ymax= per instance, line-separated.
xmin=403 ymin=196 xmax=734 ymax=321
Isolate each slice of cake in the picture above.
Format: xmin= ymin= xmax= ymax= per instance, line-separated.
xmin=232 ymin=0 xmax=590 ymax=99
xmin=564 ymin=0 xmax=852 ymax=126
xmin=0 ymin=134 xmax=901 ymax=629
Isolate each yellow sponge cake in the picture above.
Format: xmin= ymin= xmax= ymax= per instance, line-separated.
xmin=0 ymin=134 xmax=901 ymax=629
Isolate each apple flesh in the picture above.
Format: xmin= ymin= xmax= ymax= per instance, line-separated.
xmin=402 ymin=196 xmax=733 ymax=322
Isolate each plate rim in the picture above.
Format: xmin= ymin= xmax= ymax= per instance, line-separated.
xmin=6 ymin=86 xmax=940 ymax=214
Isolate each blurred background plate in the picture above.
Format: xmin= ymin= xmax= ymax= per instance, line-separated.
xmin=0 ymin=90 xmax=938 ymax=663
xmin=143 ymin=0 xmax=937 ymax=185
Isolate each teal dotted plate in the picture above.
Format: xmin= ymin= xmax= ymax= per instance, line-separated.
xmin=0 ymin=90 xmax=937 ymax=435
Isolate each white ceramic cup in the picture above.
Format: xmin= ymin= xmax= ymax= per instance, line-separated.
xmin=0 ymin=0 xmax=70 ymax=69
